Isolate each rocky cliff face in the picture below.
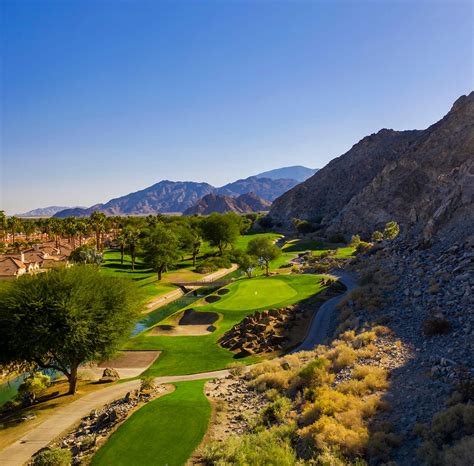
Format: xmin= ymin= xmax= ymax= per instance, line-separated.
xmin=183 ymin=192 xmax=271 ymax=216
xmin=218 ymin=176 xmax=298 ymax=201
xmin=270 ymin=92 xmax=474 ymax=245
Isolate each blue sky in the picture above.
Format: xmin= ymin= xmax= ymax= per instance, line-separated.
xmin=1 ymin=0 xmax=472 ymax=214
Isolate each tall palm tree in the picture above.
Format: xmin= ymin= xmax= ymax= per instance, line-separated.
xmin=64 ymin=218 xmax=78 ymax=249
xmin=125 ymin=227 xmax=140 ymax=270
xmin=0 ymin=210 xmax=7 ymax=242
xmin=7 ymin=216 xmax=22 ymax=243
xmin=48 ymin=218 xmax=64 ymax=248
xmin=116 ymin=231 xmax=127 ymax=265
xmin=75 ymin=219 xmax=89 ymax=247
xmin=89 ymin=212 xmax=107 ymax=251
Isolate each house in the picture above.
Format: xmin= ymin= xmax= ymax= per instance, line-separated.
xmin=0 ymin=257 xmax=27 ymax=278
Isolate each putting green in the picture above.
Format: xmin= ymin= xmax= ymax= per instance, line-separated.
xmin=212 ymin=277 xmax=298 ymax=311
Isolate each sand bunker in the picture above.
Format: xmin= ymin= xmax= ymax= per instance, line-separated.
xmin=205 ymin=295 xmax=221 ymax=303
xmin=148 ymin=309 xmax=219 ymax=336
xmin=80 ymin=350 xmax=160 ymax=380
xmin=179 ymin=309 xmax=219 ymax=325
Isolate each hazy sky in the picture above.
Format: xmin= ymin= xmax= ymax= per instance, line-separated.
xmin=1 ymin=0 xmax=472 ymax=214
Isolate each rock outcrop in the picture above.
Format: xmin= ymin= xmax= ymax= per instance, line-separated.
xmin=183 ymin=192 xmax=271 ymax=215
xmin=270 ymin=92 xmax=474 ymax=246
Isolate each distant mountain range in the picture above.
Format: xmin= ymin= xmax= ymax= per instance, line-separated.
xmin=41 ymin=166 xmax=315 ymax=218
xmin=17 ymin=206 xmax=85 ymax=218
xmin=255 ymin=165 xmax=317 ymax=181
xmin=183 ymin=192 xmax=271 ymax=216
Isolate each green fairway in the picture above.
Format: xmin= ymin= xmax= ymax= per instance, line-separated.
xmin=234 ymin=232 xmax=282 ymax=251
xmin=127 ymin=274 xmax=326 ymax=376
xmin=282 ymin=239 xmax=355 ymax=258
xmin=92 ymin=380 xmax=211 ymax=466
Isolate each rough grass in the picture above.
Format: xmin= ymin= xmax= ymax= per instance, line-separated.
xmin=92 ymin=380 xmax=210 ymax=466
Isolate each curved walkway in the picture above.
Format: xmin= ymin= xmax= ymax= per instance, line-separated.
xmin=291 ymin=270 xmax=358 ymax=352
xmin=0 ymin=370 xmax=229 ymax=466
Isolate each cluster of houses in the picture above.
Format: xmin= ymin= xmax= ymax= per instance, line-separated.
xmin=0 ymin=241 xmax=74 ymax=279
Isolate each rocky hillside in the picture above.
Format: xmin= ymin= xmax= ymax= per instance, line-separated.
xmin=183 ymin=192 xmax=270 ymax=216
xmin=271 ymin=92 xmax=474 ymax=245
xmin=17 ymin=206 xmax=78 ymax=217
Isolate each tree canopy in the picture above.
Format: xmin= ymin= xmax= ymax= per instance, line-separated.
xmin=201 ymin=213 xmax=240 ymax=255
xmin=0 ymin=267 xmax=142 ymax=394
xmin=247 ymin=236 xmax=281 ymax=276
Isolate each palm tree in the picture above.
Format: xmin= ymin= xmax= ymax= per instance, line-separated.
xmin=7 ymin=216 xmax=22 ymax=243
xmin=89 ymin=212 xmax=107 ymax=251
xmin=116 ymin=232 xmax=127 ymax=265
xmin=48 ymin=218 xmax=64 ymax=248
xmin=75 ymin=219 xmax=89 ymax=247
xmin=0 ymin=211 xmax=7 ymax=242
xmin=125 ymin=227 xmax=140 ymax=270
xmin=64 ymin=218 xmax=78 ymax=249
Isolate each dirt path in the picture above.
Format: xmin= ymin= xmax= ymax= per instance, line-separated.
xmin=0 ymin=370 xmax=229 ymax=466
xmin=291 ymin=270 xmax=358 ymax=352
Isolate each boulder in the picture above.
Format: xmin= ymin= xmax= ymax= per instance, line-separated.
xmin=100 ymin=368 xmax=120 ymax=383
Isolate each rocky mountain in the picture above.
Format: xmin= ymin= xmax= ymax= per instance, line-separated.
xmin=217 ymin=176 xmax=298 ymax=201
xmin=271 ymin=92 xmax=474 ymax=245
xmin=255 ymin=165 xmax=317 ymax=182
xmin=17 ymin=206 xmax=79 ymax=217
xmin=53 ymin=171 xmax=299 ymax=218
xmin=54 ymin=181 xmax=215 ymax=217
xmin=183 ymin=192 xmax=271 ymax=216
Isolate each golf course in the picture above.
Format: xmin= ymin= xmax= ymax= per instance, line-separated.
xmin=127 ymin=274 xmax=327 ymax=376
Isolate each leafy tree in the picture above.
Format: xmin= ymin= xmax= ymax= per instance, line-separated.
xmin=201 ymin=213 xmax=240 ymax=255
xmin=7 ymin=216 xmax=22 ymax=242
xmin=142 ymin=226 xmax=180 ymax=280
xmin=258 ymin=216 xmax=274 ymax=230
xmin=236 ymin=253 xmax=258 ymax=278
xmin=0 ymin=210 xmax=7 ymax=242
xmin=0 ymin=267 xmax=142 ymax=394
xmin=247 ymin=237 xmax=281 ymax=276
xmin=177 ymin=225 xmax=202 ymax=267
xmin=371 ymin=230 xmax=383 ymax=242
xmin=383 ymin=221 xmax=400 ymax=240
xmin=70 ymin=246 xmax=104 ymax=265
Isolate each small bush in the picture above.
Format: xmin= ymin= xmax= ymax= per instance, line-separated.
xmin=250 ymin=370 xmax=292 ymax=392
xmin=140 ymin=376 xmax=155 ymax=391
xmin=356 ymin=343 xmax=378 ymax=359
xmin=422 ymin=317 xmax=451 ymax=336
xmin=260 ymin=396 xmax=292 ymax=425
xmin=33 ymin=448 xmax=72 ymax=466
xmin=227 ymin=362 xmax=245 ymax=377
xmin=327 ymin=344 xmax=357 ymax=371
xmin=366 ymin=431 xmax=401 ymax=463
xmin=17 ymin=372 xmax=51 ymax=404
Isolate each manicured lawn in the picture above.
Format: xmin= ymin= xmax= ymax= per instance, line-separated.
xmin=127 ymin=274 xmax=326 ymax=376
xmin=92 ymin=380 xmax=211 ymax=466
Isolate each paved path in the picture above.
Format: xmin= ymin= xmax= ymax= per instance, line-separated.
xmin=291 ymin=270 xmax=358 ymax=352
xmin=0 ymin=370 xmax=229 ymax=466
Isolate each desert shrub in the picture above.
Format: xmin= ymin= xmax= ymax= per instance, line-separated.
xmin=371 ymin=230 xmax=383 ymax=242
xmin=202 ymin=424 xmax=297 ymax=465
xmin=416 ymin=403 xmax=474 ymax=465
xmin=260 ymin=396 xmax=292 ymax=425
xmin=227 ymin=362 xmax=245 ymax=377
xmin=350 ymin=235 xmax=361 ymax=247
xmin=366 ymin=431 xmax=402 ymax=463
xmin=17 ymin=372 xmax=51 ymax=404
xmin=327 ymin=344 xmax=357 ymax=371
xmin=442 ymin=435 xmax=474 ymax=466
xmin=347 ymin=287 xmax=383 ymax=312
xmin=33 ymin=448 xmax=72 ymax=466
xmin=338 ymin=379 xmax=369 ymax=396
xmin=140 ymin=376 xmax=155 ymax=391
xmin=299 ymin=414 xmax=369 ymax=457
xmin=356 ymin=241 xmax=372 ymax=254
xmin=353 ymin=331 xmax=377 ymax=348
xmin=372 ymin=325 xmax=392 ymax=336
xmin=301 ymin=388 xmax=355 ymax=424
xmin=291 ymin=358 xmax=334 ymax=390
xmin=383 ymin=221 xmax=400 ymax=240
xmin=422 ymin=317 xmax=451 ymax=336
xmin=250 ymin=370 xmax=293 ymax=392
xmin=356 ymin=343 xmax=378 ymax=359
xmin=339 ymin=366 xmax=388 ymax=395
